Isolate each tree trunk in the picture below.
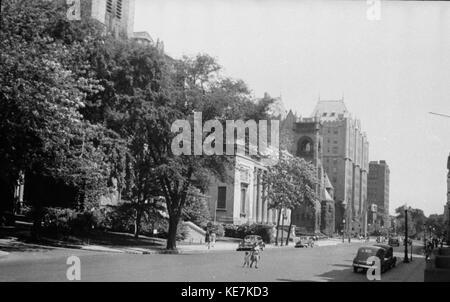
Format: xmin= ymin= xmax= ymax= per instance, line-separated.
xmin=275 ymin=208 xmax=282 ymax=246
xmin=134 ymin=207 xmax=142 ymax=239
xmin=31 ymin=205 xmax=43 ymax=241
xmin=286 ymin=210 xmax=294 ymax=246
xmin=166 ymin=214 xmax=180 ymax=250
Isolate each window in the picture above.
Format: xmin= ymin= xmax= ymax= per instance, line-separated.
xmin=106 ymin=0 xmax=113 ymax=13
xmin=330 ymin=112 xmax=336 ymax=117
xmin=116 ymin=0 xmax=123 ymax=19
xmin=217 ymin=187 xmax=227 ymax=209
xmin=322 ymin=113 xmax=327 ymax=117
xmin=332 ymin=146 xmax=339 ymax=154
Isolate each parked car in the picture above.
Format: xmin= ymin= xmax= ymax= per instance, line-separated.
xmin=295 ymin=236 xmax=314 ymax=248
xmin=388 ymin=237 xmax=400 ymax=247
xmin=236 ymin=235 xmax=265 ymax=251
xmin=353 ymin=245 xmax=397 ymax=273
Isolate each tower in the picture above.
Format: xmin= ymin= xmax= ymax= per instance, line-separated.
xmin=81 ymin=0 xmax=135 ymax=39
xmin=312 ymin=99 xmax=369 ymax=236
xmin=290 ymin=118 xmax=324 ymax=233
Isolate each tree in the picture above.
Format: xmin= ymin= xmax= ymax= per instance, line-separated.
xmin=182 ymin=187 xmax=211 ymax=229
xmin=145 ymin=54 xmax=274 ymax=250
xmin=426 ymin=214 xmax=446 ymax=238
xmin=0 ymin=0 xmax=120 ymax=235
xmin=394 ymin=206 xmax=426 ymax=238
xmin=262 ymin=152 xmax=318 ymax=246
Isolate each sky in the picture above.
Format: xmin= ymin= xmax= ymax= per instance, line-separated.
xmin=133 ymin=0 xmax=450 ymax=216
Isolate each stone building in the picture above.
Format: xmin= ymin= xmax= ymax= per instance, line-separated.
xmin=206 ymin=154 xmax=283 ymax=226
xmin=80 ymin=0 xmax=135 ymax=39
xmin=368 ymin=160 xmax=390 ymax=228
xmin=312 ymin=99 xmax=369 ymax=237
xmin=132 ymin=31 xmax=154 ymax=46
xmin=281 ymin=115 xmax=335 ymax=236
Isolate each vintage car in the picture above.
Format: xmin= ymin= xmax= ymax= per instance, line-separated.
xmin=236 ymin=235 xmax=265 ymax=251
xmin=388 ymin=237 xmax=400 ymax=247
xmin=353 ymin=245 xmax=397 ymax=273
xmin=295 ymin=236 xmax=314 ymax=248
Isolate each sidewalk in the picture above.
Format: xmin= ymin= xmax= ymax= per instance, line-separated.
xmin=0 ymin=234 xmax=372 ymax=257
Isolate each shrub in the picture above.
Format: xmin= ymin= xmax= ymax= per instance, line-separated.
xmin=41 ymin=208 xmax=96 ymax=239
xmin=224 ymin=224 xmax=239 ymax=238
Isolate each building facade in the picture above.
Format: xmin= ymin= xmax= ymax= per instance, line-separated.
xmin=206 ymin=154 xmax=283 ymax=226
xmin=80 ymin=0 xmax=135 ymax=39
xmin=368 ymin=160 xmax=390 ymax=229
xmin=312 ymin=100 xmax=369 ymax=237
xmin=282 ymin=115 xmax=335 ymax=236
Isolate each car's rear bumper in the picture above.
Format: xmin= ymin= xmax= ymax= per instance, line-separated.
xmin=353 ymin=264 xmax=377 ymax=269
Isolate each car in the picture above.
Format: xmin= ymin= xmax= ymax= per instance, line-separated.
xmin=388 ymin=237 xmax=400 ymax=247
xmin=352 ymin=245 xmax=397 ymax=273
xmin=295 ymin=236 xmax=314 ymax=248
xmin=236 ymin=235 xmax=265 ymax=251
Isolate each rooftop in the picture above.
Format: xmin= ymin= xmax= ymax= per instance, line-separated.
xmin=311 ymin=99 xmax=349 ymax=120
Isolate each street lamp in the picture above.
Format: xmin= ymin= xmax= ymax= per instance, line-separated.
xmin=342 ymin=218 xmax=346 ymax=243
xmin=404 ymin=207 xmax=410 ymax=263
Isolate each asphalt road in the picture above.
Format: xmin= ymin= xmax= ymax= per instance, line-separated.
xmin=0 ymin=242 xmax=425 ymax=282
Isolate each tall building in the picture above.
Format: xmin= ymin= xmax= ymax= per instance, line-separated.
xmin=368 ymin=160 xmax=390 ymax=229
xmin=80 ymin=0 xmax=135 ymax=39
xmin=312 ymin=99 xmax=369 ymax=236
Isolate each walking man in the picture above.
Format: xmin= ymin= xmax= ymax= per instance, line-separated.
xmin=210 ymin=231 xmax=216 ymax=248
xmin=205 ymin=231 xmax=210 ymax=249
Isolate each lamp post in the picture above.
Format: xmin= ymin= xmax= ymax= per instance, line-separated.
xmin=404 ymin=207 xmax=410 ymax=263
xmin=342 ymin=218 xmax=346 ymax=243
xmin=342 ymin=200 xmax=348 ymax=243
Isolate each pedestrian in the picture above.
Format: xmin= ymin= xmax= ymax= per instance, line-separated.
xmin=205 ymin=231 xmax=210 ymax=249
xmin=425 ymin=245 xmax=431 ymax=261
xmin=210 ymin=231 xmax=216 ymax=248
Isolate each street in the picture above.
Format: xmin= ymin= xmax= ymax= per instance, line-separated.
xmin=0 ymin=242 xmax=425 ymax=282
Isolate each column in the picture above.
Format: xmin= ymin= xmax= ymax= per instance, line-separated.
xmin=252 ymin=168 xmax=258 ymax=223
xmin=257 ymin=169 xmax=263 ymax=223
xmin=262 ymin=181 xmax=268 ymax=224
